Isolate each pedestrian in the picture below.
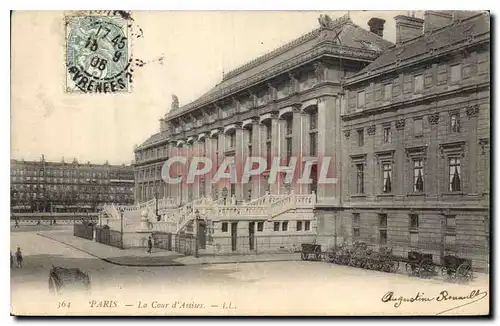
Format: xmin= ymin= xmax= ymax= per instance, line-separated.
xmin=15 ymin=247 xmax=23 ymax=268
xmin=147 ymin=236 xmax=153 ymax=254
xmin=10 ymin=252 xmax=13 ymax=268
xmin=14 ymin=219 xmax=19 ymax=228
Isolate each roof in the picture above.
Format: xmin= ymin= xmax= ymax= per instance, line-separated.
xmin=346 ymin=12 xmax=490 ymax=85
xmin=136 ymin=132 xmax=167 ymax=150
xmin=167 ymin=15 xmax=393 ymax=118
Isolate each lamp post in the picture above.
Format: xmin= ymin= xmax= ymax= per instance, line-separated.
xmin=194 ymin=209 xmax=200 ymax=258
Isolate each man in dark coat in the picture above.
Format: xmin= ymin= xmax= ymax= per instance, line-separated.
xmin=15 ymin=247 xmax=23 ymax=268
xmin=147 ymin=236 xmax=153 ymax=254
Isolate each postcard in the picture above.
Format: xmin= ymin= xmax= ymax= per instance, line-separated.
xmin=10 ymin=10 xmax=490 ymax=316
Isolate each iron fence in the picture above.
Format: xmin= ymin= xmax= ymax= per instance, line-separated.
xmin=151 ymin=232 xmax=198 ymax=256
xmin=205 ymin=234 xmax=316 ymax=255
xmin=73 ymin=223 xmax=94 ymax=240
xmin=95 ymin=227 xmax=123 ymax=249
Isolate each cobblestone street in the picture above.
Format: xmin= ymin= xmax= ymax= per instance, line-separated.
xmin=10 ymin=228 xmax=489 ymax=316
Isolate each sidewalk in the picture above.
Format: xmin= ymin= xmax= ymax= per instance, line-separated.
xmin=37 ymin=231 xmax=184 ymax=267
xmin=37 ymin=230 xmax=302 ymax=267
xmin=175 ymin=252 xmax=301 ymax=265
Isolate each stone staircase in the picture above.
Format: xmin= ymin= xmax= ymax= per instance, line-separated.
xmin=100 ymin=191 xmax=316 ymax=234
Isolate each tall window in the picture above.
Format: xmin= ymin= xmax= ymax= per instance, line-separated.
xmin=414 ymin=118 xmax=423 ymax=137
xmin=409 ymin=214 xmax=419 ymax=246
xmin=450 ymin=64 xmax=461 ymax=83
xmin=310 ymin=133 xmax=317 ymax=156
xmin=357 ymin=129 xmax=364 ymax=146
xmin=285 ymin=117 xmax=293 ymax=136
xmin=310 ymin=111 xmax=317 ymax=130
xmin=285 ymin=117 xmax=293 ymax=164
xmin=286 ymin=138 xmax=292 ymax=164
xmin=379 ymin=213 xmax=388 ymax=245
xmin=353 ymin=213 xmax=360 ymax=240
xmin=383 ymin=127 xmax=392 ymax=144
xmin=382 ymin=163 xmax=392 ymax=193
xmin=296 ymin=221 xmax=302 ymax=231
xmin=282 ymin=221 xmax=288 ymax=231
xmin=273 ymin=222 xmax=280 ymax=232
xmin=450 ymin=113 xmax=460 ymax=133
xmin=229 ymin=132 xmax=236 ymax=148
xmin=449 ymin=158 xmax=461 ymax=192
xmin=383 ymin=83 xmax=392 ymax=100
xmin=247 ymin=128 xmax=253 ymax=153
xmin=357 ymin=91 xmax=365 ymax=108
xmin=309 ymin=110 xmax=318 ymax=156
xmin=266 ymin=124 xmax=272 ymax=140
xmin=266 ymin=142 xmax=272 ymax=169
xmin=413 ymin=159 xmax=424 ymax=192
xmin=305 ymin=220 xmax=311 ymax=231
xmin=356 ymin=164 xmax=364 ymax=194
xmin=445 ymin=215 xmax=456 ymax=249
xmin=414 ymin=74 xmax=424 ymax=93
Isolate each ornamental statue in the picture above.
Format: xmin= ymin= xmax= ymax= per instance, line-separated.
xmin=171 ymin=94 xmax=179 ymax=111
xmin=318 ymin=14 xmax=334 ymax=28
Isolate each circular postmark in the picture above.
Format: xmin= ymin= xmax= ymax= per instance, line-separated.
xmin=66 ymin=15 xmax=130 ymax=93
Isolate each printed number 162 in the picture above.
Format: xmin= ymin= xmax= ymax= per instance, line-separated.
xmin=57 ymin=301 xmax=71 ymax=309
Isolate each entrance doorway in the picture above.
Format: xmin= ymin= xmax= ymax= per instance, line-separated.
xmin=198 ymin=221 xmax=206 ymax=249
xmin=231 ymin=222 xmax=238 ymax=252
xmin=249 ymin=222 xmax=255 ymax=251
xmin=310 ymin=164 xmax=318 ymax=196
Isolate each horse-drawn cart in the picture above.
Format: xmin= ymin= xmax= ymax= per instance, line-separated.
xmin=441 ymin=255 xmax=474 ymax=283
xmin=301 ymin=243 xmax=324 ymax=261
xmin=48 ymin=266 xmax=91 ymax=296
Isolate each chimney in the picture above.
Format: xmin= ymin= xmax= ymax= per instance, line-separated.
xmin=368 ymin=17 xmax=386 ymax=38
xmin=394 ymin=15 xmax=424 ymax=44
xmin=424 ymin=11 xmax=453 ymax=32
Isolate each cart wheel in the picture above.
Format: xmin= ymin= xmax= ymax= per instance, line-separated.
xmin=418 ymin=260 xmax=435 ymax=279
xmin=392 ymin=261 xmax=400 ymax=273
xmin=48 ymin=276 xmax=59 ymax=295
xmin=456 ymin=263 xmax=473 ymax=284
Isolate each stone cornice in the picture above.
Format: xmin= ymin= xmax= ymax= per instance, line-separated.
xmin=341 ymin=81 xmax=489 ymax=122
xmin=166 ymin=42 xmax=378 ymax=121
xmin=345 ymin=34 xmax=489 ymax=86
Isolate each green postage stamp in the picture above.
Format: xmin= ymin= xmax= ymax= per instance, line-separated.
xmin=65 ymin=14 xmax=131 ymax=93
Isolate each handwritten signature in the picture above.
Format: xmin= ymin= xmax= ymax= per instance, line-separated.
xmin=381 ymin=289 xmax=488 ymax=315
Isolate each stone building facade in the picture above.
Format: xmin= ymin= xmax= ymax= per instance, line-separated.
xmin=341 ymin=11 xmax=490 ymax=269
xmin=11 ymin=156 xmax=135 ymax=212
xmin=133 ymin=12 xmax=490 ymax=264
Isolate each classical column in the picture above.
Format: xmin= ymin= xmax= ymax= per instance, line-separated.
xmin=317 ymin=95 xmax=340 ymax=205
xmin=217 ymin=129 xmax=226 ymax=199
xmin=252 ymin=118 xmax=266 ymax=199
xmin=235 ymin=123 xmax=245 ymax=202
xmin=206 ymin=131 xmax=219 ymax=199
xmin=301 ymin=111 xmax=311 ymax=194
xmin=291 ymin=105 xmax=303 ymax=194
xmin=269 ymin=112 xmax=280 ymax=195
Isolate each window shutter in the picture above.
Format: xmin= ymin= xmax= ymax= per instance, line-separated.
xmin=404 ymin=75 xmax=412 ymax=94
xmin=438 ymin=65 xmax=448 ymax=85
xmin=375 ymin=84 xmax=382 ymax=102
xmin=392 ymin=77 xmax=401 ymax=96
xmin=424 ymin=68 xmax=433 ymax=88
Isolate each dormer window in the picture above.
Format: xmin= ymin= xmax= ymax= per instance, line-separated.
xmin=358 ymin=40 xmax=380 ymax=51
xmin=357 ymin=91 xmax=365 ymax=108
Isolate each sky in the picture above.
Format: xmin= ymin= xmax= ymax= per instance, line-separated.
xmin=11 ymin=10 xmax=424 ymax=165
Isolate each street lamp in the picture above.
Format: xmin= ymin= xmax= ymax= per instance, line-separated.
xmin=194 ymin=209 xmax=200 ymax=258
